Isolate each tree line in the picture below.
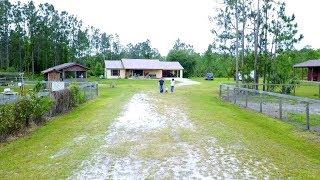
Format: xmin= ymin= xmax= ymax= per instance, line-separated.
xmin=0 ymin=0 xmax=161 ymax=75
xmin=1 ymin=0 xmax=320 ymax=80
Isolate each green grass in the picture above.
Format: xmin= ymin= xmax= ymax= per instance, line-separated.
xmin=289 ymin=113 xmax=320 ymax=127
xmin=172 ymin=78 xmax=320 ymax=178
xmin=0 ymin=79 xmax=157 ymax=179
xmin=294 ymin=85 xmax=320 ymax=99
xmin=0 ymin=78 xmax=319 ymax=178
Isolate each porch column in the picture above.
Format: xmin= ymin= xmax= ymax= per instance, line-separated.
xmin=180 ymin=70 xmax=183 ymax=78
xmin=74 ymin=71 xmax=77 ymax=79
xmin=62 ymin=70 xmax=65 ymax=81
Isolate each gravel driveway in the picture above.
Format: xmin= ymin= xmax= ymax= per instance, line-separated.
xmin=70 ymin=92 xmax=276 ymax=179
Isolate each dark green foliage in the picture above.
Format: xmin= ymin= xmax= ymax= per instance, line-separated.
xmin=33 ymin=81 xmax=44 ymax=93
xmin=167 ymin=39 xmax=200 ymax=78
xmin=13 ymin=98 xmax=34 ymax=127
xmin=0 ymin=95 xmax=53 ymax=140
xmin=30 ymin=96 xmax=53 ymax=124
xmin=70 ymin=84 xmax=86 ymax=105
xmin=0 ymin=104 xmax=16 ymax=138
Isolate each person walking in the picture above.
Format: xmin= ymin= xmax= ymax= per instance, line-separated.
xmin=170 ymin=79 xmax=175 ymax=93
xmin=159 ymin=77 xmax=165 ymax=93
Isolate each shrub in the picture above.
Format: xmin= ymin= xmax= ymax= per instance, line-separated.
xmin=13 ymin=97 xmax=34 ymax=127
xmin=31 ymin=95 xmax=54 ymax=124
xmin=33 ymin=81 xmax=45 ymax=93
xmin=0 ymin=104 xmax=15 ymax=139
xmin=0 ymin=95 xmax=54 ymax=140
xmin=70 ymin=83 xmax=86 ymax=105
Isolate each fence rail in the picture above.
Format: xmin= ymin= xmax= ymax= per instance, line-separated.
xmin=0 ymin=81 xmax=98 ymax=105
xmin=219 ymin=84 xmax=320 ymax=132
xmin=224 ymin=82 xmax=320 ymax=98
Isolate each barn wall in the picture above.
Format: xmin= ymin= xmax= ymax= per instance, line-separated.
xmin=47 ymin=72 xmax=61 ymax=81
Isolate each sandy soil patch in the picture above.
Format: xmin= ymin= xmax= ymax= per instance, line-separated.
xmin=70 ymin=93 xmax=276 ymax=179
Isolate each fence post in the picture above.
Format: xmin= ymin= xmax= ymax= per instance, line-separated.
xmin=318 ymin=84 xmax=320 ymax=98
xmin=219 ymin=84 xmax=222 ymax=98
xmin=259 ymin=94 xmax=263 ymax=113
xmin=227 ymin=86 xmax=230 ymax=101
xmin=233 ymin=88 xmax=237 ymax=104
xmin=279 ymin=98 xmax=283 ymax=119
xmin=245 ymin=90 xmax=248 ymax=108
xmin=306 ymin=102 xmax=310 ymax=130
xmin=96 ymin=83 xmax=99 ymax=96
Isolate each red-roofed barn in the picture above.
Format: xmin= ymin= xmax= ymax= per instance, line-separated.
xmin=294 ymin=60 xmax=320 ymax=82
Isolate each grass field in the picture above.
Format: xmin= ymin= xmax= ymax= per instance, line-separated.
xmin=294 ymin=85 xmax=320 ymax=99
xmin=0 ymin=78 xmax=319 ymax=178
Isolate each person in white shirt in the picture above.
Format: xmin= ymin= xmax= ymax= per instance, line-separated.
xmin=170 ymin=79 xmax=175 ymax=93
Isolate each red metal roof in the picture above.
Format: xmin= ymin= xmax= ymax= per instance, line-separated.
xmin=294 ymin=60 xmax=320 ymax=68
xmin=105 ymin=59 xmax=184 ymax=70
xmin=42 ymin=62 xmax=88 ymax=74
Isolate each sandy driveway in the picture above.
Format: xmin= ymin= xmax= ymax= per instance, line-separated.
xmin=70 ymin=84 xmax=276 ymax=179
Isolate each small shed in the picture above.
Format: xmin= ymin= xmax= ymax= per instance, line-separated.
xmin=294 ymin=60 xmax=320 ymax=82
xmin=42 ymin=62 xmax=89 ymax=81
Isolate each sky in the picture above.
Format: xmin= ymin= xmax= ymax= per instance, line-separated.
xmin=12 ymin=0 xmax=320 ymax=55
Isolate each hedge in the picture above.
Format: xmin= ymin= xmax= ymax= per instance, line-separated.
xmin=0 ymin=84 xmax=86 ymax=141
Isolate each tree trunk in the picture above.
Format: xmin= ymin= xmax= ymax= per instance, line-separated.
xmin=263 ymin=4 xmax=269 ymax=91
xmin=19 ymin=40 xmax=22 ymax=72
xmin=31 ymin=50 xmax=34 ymax=74
xmin=235 ymin=0 xmax=240 ymax=85
xmin=254 ymin=0 xmax=261 ymax=89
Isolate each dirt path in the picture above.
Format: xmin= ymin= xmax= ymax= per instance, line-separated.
xmin=70 ymin=92 xmax=276 ymax=179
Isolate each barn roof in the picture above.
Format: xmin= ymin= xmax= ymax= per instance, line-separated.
xmin=42 ymin=62 xmax=88 ymax=74
xmin=294 ymin=60 xmax=320 ymax=68
xmin=105 ymin=59 xmax=184 ymax=70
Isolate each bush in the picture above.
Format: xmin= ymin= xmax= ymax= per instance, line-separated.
xmin=70 ymin=83 xmax=86 ymax=105
xmin=0 ymin=104 xmax=16 ymax=139
xmin=31 ymin=95 xmax=54 ymax=124
xmin=13 ymin=97 xmax=34 ymax=127
xmin=0 ymin=95 xmax=54 ymax=140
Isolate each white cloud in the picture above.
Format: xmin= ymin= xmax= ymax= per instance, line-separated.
xmin=285 ymin=0 xmax=320 ymax=49
xmin=11 ymin=0 xmax=320 ymax=55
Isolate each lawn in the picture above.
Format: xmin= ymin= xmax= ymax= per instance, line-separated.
xmin=294 ymin=84 xmax=320 ymax=99
xmin=0 ymin=79 xmax=158 ymax=178
xmin=0 ymin=78 xmax=319 ymax=178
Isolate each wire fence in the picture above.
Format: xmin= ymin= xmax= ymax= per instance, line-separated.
xmin=0 ymin=81 xmax=98 ymax=105
xmin=219 ymin=84 xmax=320 ymax=132
xmin=224 ymin=82 xmax=320 ymax=98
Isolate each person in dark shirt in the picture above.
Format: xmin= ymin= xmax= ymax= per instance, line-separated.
xmin=159 ymin=78 xmax=165 ymax=93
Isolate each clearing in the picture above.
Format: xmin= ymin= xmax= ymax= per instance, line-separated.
xmin=0 ymin=79 xmax=320 ymax=178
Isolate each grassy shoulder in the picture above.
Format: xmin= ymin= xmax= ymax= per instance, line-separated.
xmin=171 ymin=78 xmax=320 ymax=178
xmin=0 ymin=78 xmax=319 ymax=178
xmin=0 ymin=79 xmax=156 ymax=178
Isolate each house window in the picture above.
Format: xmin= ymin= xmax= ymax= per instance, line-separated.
xmin=111 ymin=70 xmax=120 ymax=76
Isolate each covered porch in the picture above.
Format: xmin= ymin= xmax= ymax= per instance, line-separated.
xmin=294 ymin=60 xmax=320 ymax=82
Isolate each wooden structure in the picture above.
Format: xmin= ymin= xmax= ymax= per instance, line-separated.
xmin=42 ymin=62 xmax=89 ymax=81
xmin=294 ymin=60 xmax=320 ymax=82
